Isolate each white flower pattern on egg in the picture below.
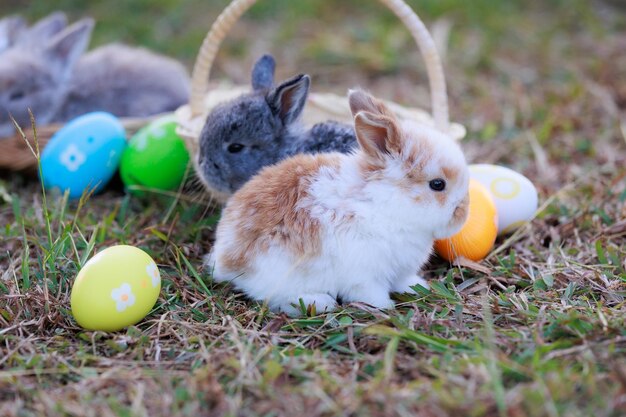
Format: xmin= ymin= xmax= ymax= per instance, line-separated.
xmin=146 ymin=262 xmax=160 ymax=287
xmin=111 ymin=283 xmax=136 ymax=312
xmin=60 ymin=144 xmax=86 ymax=172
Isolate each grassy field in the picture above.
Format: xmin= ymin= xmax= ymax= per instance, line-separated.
xmin=1 ymin=0 xmax=625 ymax=416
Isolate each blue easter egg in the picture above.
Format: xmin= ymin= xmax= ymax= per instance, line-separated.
xmin=41 ymin=112 xmax=127 ymax=199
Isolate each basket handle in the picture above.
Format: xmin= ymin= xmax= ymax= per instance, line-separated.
xmin=189 ymin=0 xmax=450 ymax=132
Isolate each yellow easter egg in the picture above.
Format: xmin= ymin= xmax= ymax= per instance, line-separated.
xmin=469 ymin=164 xmax=538 ymax=235
xmin=434 ymin=179 xmax=498 ymax=262
xmin=70 ymin=245 xmax=161 ymax=331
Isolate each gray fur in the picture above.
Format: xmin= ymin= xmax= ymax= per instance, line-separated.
xmin=0 ymin=17 xmax=190 ymax=137
xmin=297 ymin=122 xmax=357 ymax=154
xmin=198 ymin=55 xmax=357 ymax=196
xmin=55 ymin=44 xmax=190 ymax=121
xmin=251 ymin=54 xmax=275 ymax=91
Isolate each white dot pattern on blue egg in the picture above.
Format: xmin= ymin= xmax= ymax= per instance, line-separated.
xmin=59 ymin=144 xmax=87 ymax=172
xmin=41 ymin=112 xmax=127 ymax=199
xmin=469 ymin=164 xmax=538 ymax=235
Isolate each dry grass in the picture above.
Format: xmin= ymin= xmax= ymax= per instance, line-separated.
xmin=1 ymin=1 xmax=626 ymax=416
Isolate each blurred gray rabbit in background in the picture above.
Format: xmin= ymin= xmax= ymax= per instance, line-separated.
xmin=197 ymin=54 xmax=357 ymax=201
xmin=0 ymin=12 xmax=190 ymax=137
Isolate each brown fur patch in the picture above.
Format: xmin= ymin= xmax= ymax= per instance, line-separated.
xmin=357 ymin=158 xmax=386 ymax=180
xmin=219 ymin=153 xmax=342 ymax=272
xmin=453 ymin=194 xmax=470 ymax=224
xmin=219 ymin=251 xmax=248 ymax=273
xmin=398 ymin=140 xmax=435 ymax=195
xmin=404 ymin=139 xmax=434 ymax=177
xmin=443 ymin=166 xmax=460 ymax=183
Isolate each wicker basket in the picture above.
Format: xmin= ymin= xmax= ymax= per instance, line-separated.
xmin=175 ymin=0 xmax=466 ymax=159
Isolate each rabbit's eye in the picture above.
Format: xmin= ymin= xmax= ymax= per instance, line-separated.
xmin=429 ymin=179 xmax=446 ymax=192
xmin=9 ymin=90 xmax=25 ymax=101
xmin=227 ymin=143 xmax=245 ymax=153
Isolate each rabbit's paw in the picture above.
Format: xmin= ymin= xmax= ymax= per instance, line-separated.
xmin=344 ymin=285 xmax=396 ymax=311
xmin=392 ymin=274 xmax=430 ymax=294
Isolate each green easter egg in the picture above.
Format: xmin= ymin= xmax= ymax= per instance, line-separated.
xmin=120 ymin=115 xmax=190 ymax=194
xmin=70 ymin=245 xmax=161 ymax=332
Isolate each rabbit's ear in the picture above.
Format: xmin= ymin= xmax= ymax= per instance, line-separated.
xmin=251 ymin=54 xmax=275 ymax=91
xmin=267 ymin=74 xmax=310 ymax=125
xmin=348 ymin=89 xmax=393 ymax=118
xmin=43 ymin=18 xmax=93 ymax=77
xmin=354 ymin=111 xmax=402 ymax=159
xmin=0 ymin=15 xmax=26 ymax=50
xmin=20 ymin=12 xmax=68 ymax=44
xmin=349 ymin=89 xmax=402 ymax=158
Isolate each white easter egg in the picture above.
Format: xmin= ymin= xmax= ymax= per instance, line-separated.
xmin=469 ymin=164 xmax=538 ymax=235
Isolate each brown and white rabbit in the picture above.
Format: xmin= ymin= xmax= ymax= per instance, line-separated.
xmin=206 ymin=89 xmax=470 ymax=316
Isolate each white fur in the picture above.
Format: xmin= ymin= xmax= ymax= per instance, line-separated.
xmin=208 ymin=95 xmax=469 ymax=316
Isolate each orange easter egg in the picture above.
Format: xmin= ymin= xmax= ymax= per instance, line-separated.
xmin=434 ymin=179 xmax=498 ymax=262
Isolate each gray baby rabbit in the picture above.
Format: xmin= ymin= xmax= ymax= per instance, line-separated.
xmin=0 ymin=17 xmax=190 ymax=138
xmin=197 ymin=55 xmax=356 ymax=201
